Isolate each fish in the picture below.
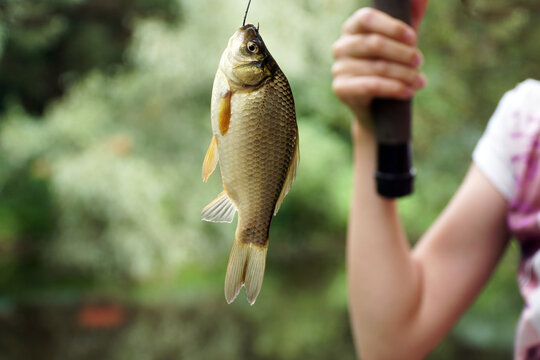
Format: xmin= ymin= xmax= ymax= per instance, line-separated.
xmin=201 ymin=23 xmax=299 ymax=305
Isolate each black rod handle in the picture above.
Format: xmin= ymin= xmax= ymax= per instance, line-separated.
xmin=371 ymin=0 xmax=415 ymax=198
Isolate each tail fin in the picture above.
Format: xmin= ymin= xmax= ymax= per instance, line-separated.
xmin=224 ymin=237 xmax=268 ymax=305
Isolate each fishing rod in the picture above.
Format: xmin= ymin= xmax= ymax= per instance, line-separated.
xmin=371 ymin=0 xmax=415 ymax=198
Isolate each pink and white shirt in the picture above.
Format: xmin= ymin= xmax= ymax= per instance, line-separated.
xmin=473 ymin=79 xmax=540 ymax=360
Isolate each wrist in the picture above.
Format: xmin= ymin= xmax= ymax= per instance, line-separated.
xmin=352 ymin=112 xmax=375 ymax=149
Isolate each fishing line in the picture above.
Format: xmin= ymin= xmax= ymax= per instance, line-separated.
xmin=243 ymin=0 xmax=252 ymax=26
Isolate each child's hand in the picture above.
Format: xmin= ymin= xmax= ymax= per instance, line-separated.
xmin=332 ymin=7 xmax=426 ymax=120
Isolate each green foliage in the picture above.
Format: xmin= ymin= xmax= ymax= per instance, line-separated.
xmin=1 ymin=0 xmax=539 ymax=358
xmin=0 ymin=0 xmax=181 ymax=114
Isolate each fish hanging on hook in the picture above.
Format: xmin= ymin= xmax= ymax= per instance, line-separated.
xmin=201 ymin=0 xmax=299 ymax=305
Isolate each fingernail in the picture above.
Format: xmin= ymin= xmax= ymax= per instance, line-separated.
xmin=403 ymin=87 xmax=414 ymax=98
xmin=403 ymin=29 xmax=416 ymax=44
xmin=412 ymin=53 xmax=423 ymax=67
xmin=415 ymin=74 xmax=427 ymax=88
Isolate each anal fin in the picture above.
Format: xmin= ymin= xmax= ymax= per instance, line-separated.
xmin=202 ymin=135 xmax=219 ymax=182
xmin=201 ymin=191 xmax=237 ymax=223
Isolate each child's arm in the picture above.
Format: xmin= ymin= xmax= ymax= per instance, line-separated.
xmin=349 ymin=122 xmax=508 ymax=359
xmin=333 ymin=8 xmax=510 ymax=359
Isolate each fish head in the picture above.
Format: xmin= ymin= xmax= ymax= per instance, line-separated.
xmin=220 ymin=24 xmax=276 ymax=89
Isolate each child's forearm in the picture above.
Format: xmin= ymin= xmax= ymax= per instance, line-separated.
xmin=347 ymin=118 xmax=510 ymax=360
xmin=347 ymin=119 xmax=424 ymax=359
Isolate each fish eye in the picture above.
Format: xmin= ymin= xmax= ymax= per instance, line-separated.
xmin=246 ymin=41 xmax=259 ymax=54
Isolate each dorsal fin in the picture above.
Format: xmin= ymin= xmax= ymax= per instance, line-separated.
xmin=274 ymin=135 xmax=299 ymax=215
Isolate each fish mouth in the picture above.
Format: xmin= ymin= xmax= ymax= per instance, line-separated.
xmin=238 ymin=24 xmax=261 ymax=45
xmin=240 ymin=24 xmax=258 ymax=33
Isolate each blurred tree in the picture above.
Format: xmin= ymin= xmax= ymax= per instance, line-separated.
xmin=0 ymin=0 xmax=182 ymax=296
xmin=0 ymin=0 xmax=181 ymax=114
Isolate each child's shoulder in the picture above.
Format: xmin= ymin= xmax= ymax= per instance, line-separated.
xmin=473 ymin=79 xmax=540 ymax=200
xmin=494 ymin=79 xmax=540 ymax=129
xmin=515 ymin=78 xmax=540 ymax=91
xmin=506 ymin=79 xmax=540 ymax=105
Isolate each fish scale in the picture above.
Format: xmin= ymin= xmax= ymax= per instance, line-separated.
xmin=221 ymin=71 xmax=295 ymax=242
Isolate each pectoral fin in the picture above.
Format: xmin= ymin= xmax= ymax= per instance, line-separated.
xmin=218 ymin=91 xmax=232 ymax=135
xmin=202 ymin=135 xmax=219 ymax=182
xmin=274 ymin=136 xmax=299 ymax=215
xmin=201 ymin=191 xmax=237 ymax=223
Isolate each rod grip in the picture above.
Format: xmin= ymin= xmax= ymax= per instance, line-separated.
xmin=371 ymin=0 xmax=414 ymax=198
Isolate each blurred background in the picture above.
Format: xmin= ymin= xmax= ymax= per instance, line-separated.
xmin=0 ymin=0 xmax=539 ymax=359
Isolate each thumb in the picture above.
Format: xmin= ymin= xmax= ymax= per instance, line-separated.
xmin=411 ymin=0 xmax=429 ymax=30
